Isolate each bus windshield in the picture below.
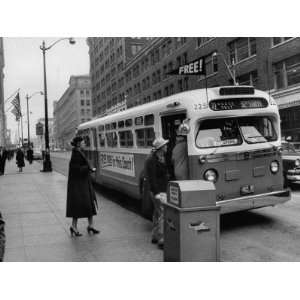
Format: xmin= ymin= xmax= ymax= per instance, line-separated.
xmin=195 ymin=116 xmax=277 ymax=148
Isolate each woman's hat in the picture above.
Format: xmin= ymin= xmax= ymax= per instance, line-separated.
xmin=152 ymin=137 xmax=169 ymax=151
xmin=70 ymin=136 xmax=83 ymax=147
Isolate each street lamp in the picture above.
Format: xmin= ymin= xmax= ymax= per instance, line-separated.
xmin=212 ymin=52 xmax=237 ymax=85
xmin=40 ymin=38 xmax=76 ymax=172
xmin=26 ymin=91 xmax=43 ymax=148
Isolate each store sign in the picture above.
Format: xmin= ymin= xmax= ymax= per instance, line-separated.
xmin=167 ymin=56 xmax=206 ymax=76
xmin=99 ymin=152 xmax=135 ymax=177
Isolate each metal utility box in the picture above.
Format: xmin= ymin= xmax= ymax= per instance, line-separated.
xmin=164 ymin=180 xmax=220 ymax=262
xmin=168 ymin=180 xmax=216 ymax=208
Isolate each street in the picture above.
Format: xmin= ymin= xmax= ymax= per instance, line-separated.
xmin=1 ymin=152 xmax=300 ymax=261
xmin=48 ymin=151 xmax=300 ymax=261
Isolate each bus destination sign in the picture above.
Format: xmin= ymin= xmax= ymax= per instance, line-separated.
xmin=210 ymin=98 xmax=268 ymax=111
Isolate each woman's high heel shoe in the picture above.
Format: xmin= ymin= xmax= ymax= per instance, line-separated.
xmin=87 ymin=226 xmax=100 ymax=234
xmin=70 ymin=227 xmax=82 ymax=237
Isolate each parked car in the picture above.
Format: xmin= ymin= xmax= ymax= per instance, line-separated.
xmin=33 ymin=151 xmax=43 ymax=160
xmin=281 ymin=141 xmax=300 ymax=186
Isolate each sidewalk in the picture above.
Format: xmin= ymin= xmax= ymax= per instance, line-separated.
xmin=0 ymin=159 xmax=162 ymax=261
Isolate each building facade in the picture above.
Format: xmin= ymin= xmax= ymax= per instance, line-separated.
xmin=87 ymin=37 xmax=151 ymax=117
xmin=53 ymin=75 xmax=92 ymax=149
xmin=88 ymin=37 xmax=300 ymax=141
xmin=0 ymin=37 xmax=6 ymax=146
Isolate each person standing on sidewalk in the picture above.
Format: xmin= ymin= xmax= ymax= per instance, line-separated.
xmin=27 ymin=146 xmax=34 ymax=164
xmin=144 ymin=137 xmax=169 ymax=249
xmin=0 ymin=146 xmax=8 ymax=175
xmin=66 ymin=136 xmax=99 ymax=237
xmin=16 ymin=147 xmax=25 ymax=172
xmin=0 ymin=212 xmax=5 ymax=262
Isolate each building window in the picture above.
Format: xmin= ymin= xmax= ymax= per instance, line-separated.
xmin=81 ymin=100 xmax=85 ymax=106
xmin=86 ymin=100 xmax=90 ymax=106
xmin=236 ymin=70 xmax=258 ymax=87
xmin=178 ymin=79 xmax=183 ymax=92
xmin=183 ymin=77 xmax=189 ymax=90
xmin=176 ymin=56 xmax=181 ymax=68
xmin=273 ymin=54 xmax=300 ymax=90
xmin=86 ymin=90 xmax=90 ymax=96
xmin=131 ymin=44 xmax=142 ymax=56
xmin=205 ymin=53 xmax=218 ymax=76
xmin=80 ymin=90 xmax=84 ymax=96
xmin=272 ymin=37 xmax=293 ymax=46
xmin=81 ymin=109 xmax=85 ymax=115
xmin=169 ymin=84 xmax=174 ymax=95
xmin=196 ymin=37 xmax=214 ymax=48
xmin=164 ymin=86 xmax=169 ymax=97
xmin=228 ymin=37 xmax=256 ymax=64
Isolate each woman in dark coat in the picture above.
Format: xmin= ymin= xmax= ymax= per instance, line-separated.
xmin=66 ymin=136 xmax=99 ymax=237
xmin=16 ymin=147 xmax=25 ymax=172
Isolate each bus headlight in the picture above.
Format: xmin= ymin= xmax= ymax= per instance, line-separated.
xmin=295 ymin=159 xmax=300 ymax=167
xmin=270 ymin=161 xmax=279 ymax=174
xmin=204 ymin=169 xmax=218 ymax=182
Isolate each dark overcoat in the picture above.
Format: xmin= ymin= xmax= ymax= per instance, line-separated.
xmin=16 ymin=149 xmax=25 ymax=168
xmin=0 ymin=150 xmax=8 ymax=174
xmin=66 ymin=148 xmax=97 ymax=218
xmin=144 ymin=152 xmax=169 ymax=196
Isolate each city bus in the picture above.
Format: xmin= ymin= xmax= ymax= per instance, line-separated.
xmin=77 ymin=86 xmax=291 ymax=217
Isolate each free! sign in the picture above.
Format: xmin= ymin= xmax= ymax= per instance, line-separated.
xmin=168 ymin=57 xmax=206 ymax=76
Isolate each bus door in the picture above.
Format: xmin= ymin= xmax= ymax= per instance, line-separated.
xmin=91 ymin=127 xmax=99 ymax=169
xmin=161 ymin=112 xmax=186 ymax=178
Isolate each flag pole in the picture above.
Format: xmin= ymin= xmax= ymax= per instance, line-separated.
xmin=20 ymin=114 xmax=24 ymax=147
xmin=18 ymin=119 xmax=20 ymax=147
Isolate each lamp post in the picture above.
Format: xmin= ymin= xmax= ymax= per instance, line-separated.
xmin=40 ymin=38 xmax=76 ymax=172
xmin=212 ymin=52 xmax=237 ymax=85
xmin=26 ymin=91 xmax=43 ymax=148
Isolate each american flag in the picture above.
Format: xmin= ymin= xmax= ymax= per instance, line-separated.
xmin=11 ymin=93 xmax=22 ymax=121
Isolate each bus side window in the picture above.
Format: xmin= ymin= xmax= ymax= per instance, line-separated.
xmin=119 ymin=130 xmax=133 ymax=148
xmin=98 ymin=132 xmax=105 ymax=147
xmin=136 ymin=127 xmax=155 ymax=147
xmin=146 ymin=128 xmax=155 ymax=147
xmin=136 ymin=129 xmax=145 ymax=147
xmin=84 ymin=135 xmax=91 ymax=147
xmin=106 ymin=132 xmax=118 ymax=147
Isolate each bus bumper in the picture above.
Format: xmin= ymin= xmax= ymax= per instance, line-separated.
xmin=217 ymin=189 xmax=291 ymax=214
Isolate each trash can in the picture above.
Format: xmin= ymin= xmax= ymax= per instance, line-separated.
xmin=164 ymin=180 xmax=220 ymax=262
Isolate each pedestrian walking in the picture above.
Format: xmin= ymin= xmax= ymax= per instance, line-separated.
xmin=0 ymin=212 xmax=5 ymax=262
xmin=144 ymin=137 xmax=169 ymax=249
xmin=27 ymin=146 xmax=34 ymax=164
xmin=16 ymin=147 xmax=25 ymax=172
xmin=66 ymin=136 xmax=99 ymax=237
xmin=172 ymin=122 xmax=189 ymax=180
xmin=0 ymin=146 xmax=8 ymax=175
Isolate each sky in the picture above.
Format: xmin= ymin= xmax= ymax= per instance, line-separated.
xmin=3 ymin=37 xmax=89 ymax=143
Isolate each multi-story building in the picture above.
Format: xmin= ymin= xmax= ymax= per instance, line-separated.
xmin=88 ymin=37 xmax=300 ymax=141
xmin=87 ymin=37 xmax=151 ymax=117
xmin=0 ymin=37 xmax=6 ymax=146
xmin=53 ymin=75 xmax=92 ymax=149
